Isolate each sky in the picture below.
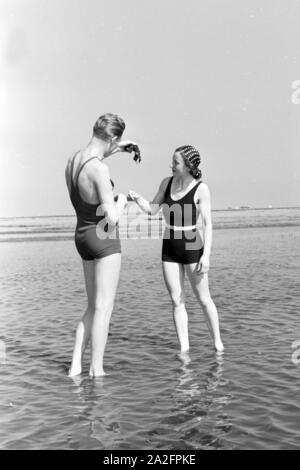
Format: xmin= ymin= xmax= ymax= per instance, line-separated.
xmin=0 ymin=0 xmax=299 ymax=216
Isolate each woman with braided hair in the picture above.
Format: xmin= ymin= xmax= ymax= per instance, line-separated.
xmin=128 ymin=146 xmax=224 ymax=355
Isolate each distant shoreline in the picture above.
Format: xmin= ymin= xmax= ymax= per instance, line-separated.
xmin=1 ymin=223 xmax=300 ymax=243
xmin=1 ymin=206 xmax=300 ymax=220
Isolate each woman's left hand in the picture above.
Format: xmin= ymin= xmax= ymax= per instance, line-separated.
xmin=196 ymin=255 xmax=210 ymax=274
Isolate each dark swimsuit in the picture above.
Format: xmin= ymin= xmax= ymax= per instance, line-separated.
xmin=69 ymin=154 xmax=121 ymax=261
xmin=161 ymin=176 xmax=204 ymax=264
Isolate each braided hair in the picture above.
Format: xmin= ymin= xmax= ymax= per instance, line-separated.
xmin=175 ymin=145 xmax=202 ymax=180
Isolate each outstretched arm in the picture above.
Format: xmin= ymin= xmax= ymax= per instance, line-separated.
xmin=109 ymin=140 xmax=136 ymax=155
xmin=196 ymin=183 xmax=213 ymax=272
xmin=109 ymin=140 xmax=141 ymax=162
xmin=128 ymin=177 xmax=170 ymax=215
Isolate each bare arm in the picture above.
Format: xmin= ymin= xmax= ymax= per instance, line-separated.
xmin=65 ymin=157 xmax=73 ymax=195
xmin=197 ymin=183 xmax=213 ymax=265
xmin=128 ymin=177 xmax=170 ymax=215
xmin=94 ymin=165 xmax=126 ymax=225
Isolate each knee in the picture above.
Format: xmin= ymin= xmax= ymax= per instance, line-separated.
xmin=170 ymin=294 xmax=185 ymax=309
xmin=198 ymin=294 xmax=211 ymax=308
xmin=94 ymin=299 xmax=114 ymax=316
xmin=86 ymin=304 xmax=94 ymax=314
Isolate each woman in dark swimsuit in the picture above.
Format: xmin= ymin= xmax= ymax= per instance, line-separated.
xmin=128 ymin=145 xmax=224 ymax=355
xmin=65 ymin=113 xmax=139 ymax=377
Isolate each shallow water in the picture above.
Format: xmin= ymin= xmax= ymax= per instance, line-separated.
xmin=0 ymin=225 xmax=299 ymax=449
xmin=0 ymin=207 xmax=299 ymax=242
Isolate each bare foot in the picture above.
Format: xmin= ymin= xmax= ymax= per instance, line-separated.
xmin=214 ymin=341 xmax=224 ymax=354
xmin=68 ymin=365 xmax=82 ymax=377
xmin=177 ymin=350 xmax=191 ymax=366
xmin=69 ymin=375 xmax=84 ymax=386
xmin=89 ymin=369 xmax=106 ymax=377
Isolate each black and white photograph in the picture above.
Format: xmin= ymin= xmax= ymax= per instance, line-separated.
xmin=0 ymin=0 xmax=299 ymax=452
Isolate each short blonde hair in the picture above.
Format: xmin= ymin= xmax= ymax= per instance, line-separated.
xmin=93 ymin=113 xmax=125 ymax=141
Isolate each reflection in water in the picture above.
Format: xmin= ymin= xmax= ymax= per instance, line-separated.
xmin=176 ymin=352 xmax=224 ymax=398
xmin=68 ymin=375 xmax=123 ymax=449
xmin=164 ymin=353 xmax=232 ymax=449
xmin=67 ymin=354 xmax=232 ymax=450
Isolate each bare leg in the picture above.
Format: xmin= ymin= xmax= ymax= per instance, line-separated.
xmin=89 ymin=253 xmax=121 ymax=377
xmin=68 ymin=260 xmax=95 ymax=377
xmin=185 ymin=265 xmax=224 ymax=353
xmin=162 ymin=262 xmax=189 ymax=353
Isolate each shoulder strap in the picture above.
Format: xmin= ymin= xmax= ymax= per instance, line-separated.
xmin=164 ymin=176 xmax=173 ymax=197
xmin=70 ymin=152 xmax=78 ymax=189
xmin=192 ymin=180 xmax=203 ymax=204
xmin=192 ymin=179 xmax=202 ymax=193
xmin=74 ymin=156 xmax=99 ymax=188
xmin=189 ymin=179 xmax=202 ymax=197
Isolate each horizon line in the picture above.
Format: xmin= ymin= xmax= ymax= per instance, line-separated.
xmin=1 ymin=205 xmax=300 ymax=219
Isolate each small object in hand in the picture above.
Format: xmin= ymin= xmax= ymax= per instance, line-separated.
xmin=127 ymin=190 xmax=140 ymax=202
xmin=123 ymin=143 xmax=142 ymax=163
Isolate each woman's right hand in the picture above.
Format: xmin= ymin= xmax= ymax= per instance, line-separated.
xmin=127 ymin=190 xmax=141 ymax=202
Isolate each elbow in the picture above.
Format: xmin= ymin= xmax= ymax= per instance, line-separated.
xmin=106 ymin=214 xmax=118 ymax=226
xmin=98 ymin=203 xmax=119 ymax=226
xmin=203 ymin=220 xmax=212 ymax=231
xmin=106 ymin=216 xmax=118 ymax=226
xmin=105 ymin=208 xmax=118 ymax=226
xmin=150 ymin=203 xmax=160 ymax=215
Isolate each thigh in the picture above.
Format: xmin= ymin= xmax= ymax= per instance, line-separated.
xmin=93 ymin=253 xmax=122 ymax=306
xmin=185 ymin=264 xmax=210 ymax=300
xmin=85 ymin=227 xmax=121 ymax=259
xmin=162 ymin=261 xmax=185 ymax=301
xmin=82 ymin=260 xmax=95 ymax=308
